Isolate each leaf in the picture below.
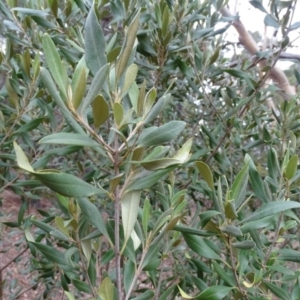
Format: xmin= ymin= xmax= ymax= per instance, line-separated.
xmin=116 ymin=10 xmax=140 ymax=81
xmin=264 ymin=14 xmax=279 ymax=28
xmin=32 ymin=242 xmax=67 ymax=265
xmin=144 ymin=94 xmax=171 ymax=124
xmin=72 ymin=279 xmax=92 ymax=294
xmin=144 ymin=87 xmax=157 ymax=116
xmin=249 ymin=0 xmax=268 ymax=14
xmin=222 ymin=69 xmax=251 ymax=79
xmin=42 ymin=34 xmax=68 ymax=101
xmin=72 ymin=56 xmax=87 ymax=109
xmin=230 ymin=161 xmax=249 ymax=207
xmin=79 ymin=64 xmax=109 ymax=114
xmin=98 ymin=277 xmax=114 ymax=300
xmin=249 ymin=162 xmax=269 ymax=203
xmin=277 ymin=249 xmax=300 ymax=263
xmin=239 ymin=201 xmax=300 ymax=224
xmin=182 ymin=233 xmax=221 ymax=260
xmin=113 ymin=102 xmax=124 ymax=127
xmin=131 ymin=290 xmax=155 ymax=300
xmin=85 ymin=4 xmax=107 ymax=76
xmin=77 ymin=198 xmax=110 ymax=243
xmin=122 ymin=64 xmax=138 ymax=96
xmin=290 ymin=21 xmax=300 ymax=31
xmin=39 ymin=133 xmax=99 ymax=147
xmin=263 ymin=281 xmax=291 ymax=300
xmin=142 ymin=198 xmax=150 ymax=238
xmin=121 ymin=191 xmax=141 ymax=251
xmin=13 ymin=141 xmax=34 ymax=172
xmin=65 ymin=292 xmax=75 ymax=300
xmin=40 ymin=68 xmax=85 ymax=134
xmin=127 ymin=166 xmax=176 ymax=192
xmin=33 ymin=172 xmax=104 ymax=197
xmin=92 ymin=95 xmax=110 ymax=128
xmin=285 ymin=155 xmax=298 ymax=180
xmin=197 ymin=286 xmax=233 ymax=300
xmin=173 ymin=138 xmax=193 ymax=162
xmin=178 ymin=285 xmax=195 ymax=299
xmin=15 ymin=142 xmax=102 ymax=197
xmin=162 ymin=5 xmax=170 ymax=38
xmin=196 ymin=161 xmax=214 ymax=190
xmin=124 ymin=259 xmax=135 ymax=295
xmin=220 ymin=225 xmax=242 ymax=237
xmin=231 ymin=240 xmax=255 ymax=249
xmin=211 ymin=261 xmax=235 ymax=287
xmin=139 ymin=121 xmax=185 ymax=147
xmin=11 ymin=7 xmax=48 ymax=17
xmin=140 ymin=158 xmax=181 ymax=171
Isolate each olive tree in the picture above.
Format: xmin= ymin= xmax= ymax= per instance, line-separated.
xmin=1 ymin=0 xmax=300 ymax=299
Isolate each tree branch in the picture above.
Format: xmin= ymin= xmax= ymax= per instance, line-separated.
xmin=219 ymin=6 xmax=296 ymax=97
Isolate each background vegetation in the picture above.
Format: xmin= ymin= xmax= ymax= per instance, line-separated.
xmin=1 ymin=0 xmax=300 ymax=299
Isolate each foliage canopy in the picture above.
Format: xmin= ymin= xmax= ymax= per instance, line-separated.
xmin=1 ymin=0 xmax=300 ymax=299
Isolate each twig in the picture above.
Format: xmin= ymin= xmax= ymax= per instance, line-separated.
xmin=264 ymin=213 xmax=283 ymax=266
xmin=0 ymin=246 xmax=28 ymax=272
xmin=113 ymin=133 xmax=122 ymax=299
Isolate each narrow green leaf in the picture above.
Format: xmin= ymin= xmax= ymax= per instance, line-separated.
xmin=174 ymin=225 xmax=214 ymax=237
xmin=73 ymin=279 xmax=92 ymax=294
xmin=85 ymin=4 xmax=107 ymax=76
xmin=264 ymin=15 xmax=279 ymax=28
xmin=140 ymin=158 xmax=181 ymax=171
xmin=139 ymin=121 xmax=185 ymax=147
xmin=239 ymin=201 xmax=300 ymax=224
xmin=144 ymin=87 xmax=157 ymax=116
xmin=72 ymin=56 xmax=87 ymax=109
xmin=39 ymin=133 xmax=99 ymax=147
xmin=263 ymin=281 xmax=291 ymax=300
xmin=131 ymin=290 xmax=155 ymax=300
xmin=230 ymin=161 xmax=249 ymax=208
xmin=127 ymin=166 xmax=176 ymax=191
xmin=241 ymin=216 xmax=274 ymax=233
xmin=98 ymin=277 xmax=114 ymax=300
xmin=178 ymin=286 xmax=195 ymax=299
xmin=11 ymin=7 xmax=48 ymax=16
xmin=92 ymin=94 xmax=110 ymax=128
xmin=122 ymin=64 xmax=138 ymax=96
xmin=121 ymin=191 xmax=141 ymax=250
xmin=161 ymin=5 xmax=170 ymax=38
xmin=285 ymin=155 xmax=298 ymax=180
xmin=33 ymin=172 xmax=104 ymax=197
xmin=197 ymin=286 xmax=233 ymax=300
xmin=211 ymin=261 xmax=235 ymax=287
xmin=249 ymin=0 xmax=268 ymax=13
xmin=220 ymin=225 xmax=242 ymax=237
xmin=124 ymin=259 xmax=135 ymax=295
xmin=142 ymin=198 xmax=150 ymax=238
xmin=42 ymin=34 xmax=68 ymax=101
xmin=173 ymin=138 xmax=193 ymax=162
xmin=182 ymin=233 xmax=221 ymax=260
xmin=40 ymin=68 xmax=85 ymax=134
xmin=65 ymin=292 xmax=75 ymax=300
xmin=116 ymin=10 xmax=140 ymax=81
xmin=231 ymin=240 xmax=255 ymax=249
xmin=249 ymin=163 xmax=269 ymax=203
xmin=79 ymin=64 xmax=109 ymax=114
xmin=277 ymin=249 xmax=300 ymax=263
xmin=113 ymin=102 xmax=124 ymax=127
xmin=77 ymin=198 xmax=110 ymax=243
xmin=195 ymin=161 xmax=214 ymax=190
xmin=13 ymin=141 xmax=34 ymax=172
xmin=32 ymin=242 xmax=67 ymax=265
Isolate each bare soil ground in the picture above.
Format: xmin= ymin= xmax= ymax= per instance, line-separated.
xmin=0 ymin=190 xmax=62 ymax=300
